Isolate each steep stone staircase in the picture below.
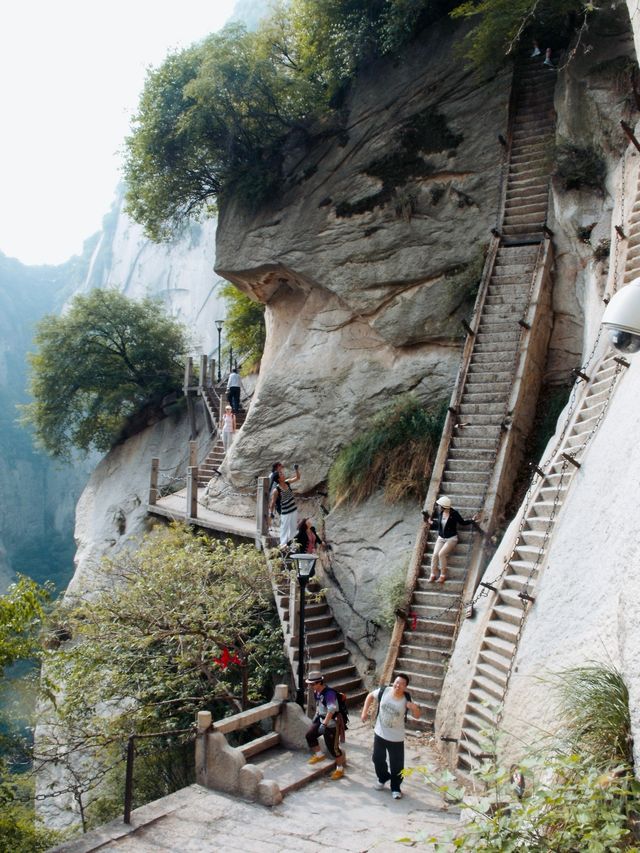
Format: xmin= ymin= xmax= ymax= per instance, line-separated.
xmin=197 ymin=385 xmax=247 ymax=486
xmin=456 ymin=348 xmax=628 ymax=772
xmin=269 ymin=559 xmax=367 ymax=707
xmin=383 ymin=54 xmax=558 ymax=728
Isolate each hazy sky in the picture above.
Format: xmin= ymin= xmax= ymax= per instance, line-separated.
xmin=0 ymin=0 xmax=236 ymax=266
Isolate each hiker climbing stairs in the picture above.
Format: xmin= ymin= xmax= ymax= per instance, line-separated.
xmin=197 ymin=398 xmax=247 ymax=486
xmin=269 ymin=562 xmax=367 ymax=707
xmin=383 ymin=54 xmax=558 ymax=728
xmin=456 ymin=349 xmax=627 ymax=772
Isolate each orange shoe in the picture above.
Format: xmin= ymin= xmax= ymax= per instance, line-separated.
xmin=330 ymin=767 xmax=344 ymax=780
xmin=308 ymin=753 xmax=325 ymax=765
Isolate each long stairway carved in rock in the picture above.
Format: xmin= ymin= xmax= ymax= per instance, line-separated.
xmin=268 ymin=557 xmax=367 ymax=707
xmin=456 ymin=349 xmax=628 ymax=772
xmin=382 ymin=55 xmax=558 ymax=727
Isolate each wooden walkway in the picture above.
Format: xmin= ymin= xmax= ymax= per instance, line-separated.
xmin=149 ymin=488 xmax=258 ymax=540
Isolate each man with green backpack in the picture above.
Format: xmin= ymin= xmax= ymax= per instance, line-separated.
xmin=360 ymin=674 xmax=421 ymax=799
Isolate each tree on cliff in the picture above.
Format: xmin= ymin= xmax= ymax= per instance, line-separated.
xmin=452 ymin=1 xmax=597 ymax=69
xmin=21 ymin=289 xmax=188 ymax=458
xmin=38 ymin=525 xmax=285 ymax=822
xmin=0 ymin=579 xmax=61 ymax=852
xmin=123 ymin=2 xmax=458 ymax=239
xmin=221 ymin=283 xmax=266 ymax=372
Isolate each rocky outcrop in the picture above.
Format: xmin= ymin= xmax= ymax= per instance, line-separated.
xmin=214 ymin=18 xmax=512 ymax=491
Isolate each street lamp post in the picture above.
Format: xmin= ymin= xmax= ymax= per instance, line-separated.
xmin=215 ymin=319 xmax=224 ymax=382
xmin=291 ymin=553 xmax=317 ymax=708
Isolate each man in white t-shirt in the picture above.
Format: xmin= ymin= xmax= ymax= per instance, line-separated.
xmin=360 ymin=674 xmax=421 ymax=799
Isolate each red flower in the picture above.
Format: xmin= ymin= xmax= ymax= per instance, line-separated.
xmin=410 ymin=612 xmax=418 ymax=631
xmin=213 ymin=647 xmax=242 ymax=669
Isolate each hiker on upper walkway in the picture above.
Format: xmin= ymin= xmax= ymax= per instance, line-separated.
xmin=226 ymin=366 xmax=244 ymax=414
xmin=428 ymin=496 xmax=479 ymax=583
xmin=269 ymin=463 xmax=300 ymax=546
xmin=361 ymin=674 xmax=421 ymax=800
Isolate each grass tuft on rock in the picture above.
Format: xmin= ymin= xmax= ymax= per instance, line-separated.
xmin=328 ymin=396 xmax=446 ymax=507
xmin=556 ymin=662 xmax=633 ymax=769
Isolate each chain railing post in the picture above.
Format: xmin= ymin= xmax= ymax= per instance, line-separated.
xmin=187 ymin=466 xmax=198 ymax=519
xmin=123 ymin=736 xmax=135 ymax=824
xmin=148 ymin=458 xmax=159 ymax=506
xmin=256 ymin=476 xmax=270 ymax=538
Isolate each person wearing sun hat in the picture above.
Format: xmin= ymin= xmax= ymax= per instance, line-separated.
xmin=304 ymin=671 xmax=346 ymax=780
xmin=428 ymin=495 xmax=479 ymax=583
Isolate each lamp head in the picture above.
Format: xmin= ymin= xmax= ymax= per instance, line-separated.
xmin=602 ymin=279 xmax=640 ymax=354
xmin=292 ymin=552 xmax=317 ymax=579
xmin=215 ymin=319 xmax=224 ymax=331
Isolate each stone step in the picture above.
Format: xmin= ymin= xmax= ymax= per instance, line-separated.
xmin=465 ymin=698 xmax=498 ymax=729
xmin=413 ymin=587 xmax=463 ymax=608
xmin=464 ymin=380 xmax=512 ymax=396
xmin=482 ymin=633 xmax=514 ymax=659
xmin=398 ymin=643 xmax=452 ymax=664
xmin=503 ymin=571 xmax=538 ymax=593
xmin=470 ymin=674 xmax=503 ymax=703
xmin=416 ymin=577 xmax=465 ymax=597
xmin=411 ymin=616 xmax=456 ymax=636
xmin=400 ymin=630 xmax=453 ymax=651
xmin=497 ymin=587 xmax=527 ymax=610
xmin=476 ymin=660 xmax=507 ymax=689
xmin=493 ymin=603 xmax=524 ymax=627
xmin=396 ymin=654 xmax=446 ymax=676
xmin=306 ymin=626 xmax=340 ymax=645
xmin=411 ymin=600 xmax=462 ymax=623
xmin=305 ymin=614 xmax=334 ymax=631
xmin=486 ymin=617 xmax=519 ymax=643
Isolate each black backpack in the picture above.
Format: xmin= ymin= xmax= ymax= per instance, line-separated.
xmin=376 ymin=685 xmax=412 ymax=722
xmin=322 ymin=686 xmax=349 ymax=730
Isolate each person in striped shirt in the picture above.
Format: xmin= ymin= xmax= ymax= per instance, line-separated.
xmin=269 ymin=464 xmax=301 ymax=545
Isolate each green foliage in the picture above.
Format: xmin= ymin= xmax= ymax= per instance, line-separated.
xmin=0 ymin=792 xmax=61 ymax=853
xmin=46 ymin=525 xmax=286 ymax=741
xmin=124 ymin=2 xmax=458 ymax=237
xmin=0 ymin=577 xmax=50 ymax=677
xmin=375 ymin=560 xmax=411 ymax=629
xmin=124 ymin=22 xmax=323 ymax=238
xmin=554 ymin=140 xmax=606 ymax=192
xmin=408 ymin=662 xmax=638 ymax=850
xmin=21 ymin=289 xmax=188 ymax=458
xmin=451 ymin=1 xmax=592 ymax=70
xmin=328 ymin=396 xmax=446 ymax=506
xmin=556 ymin=663 xmax=633 ymax=769
xmin=220 ymin=282 xmax=266 ymax=373
xmin=411 ymin=751 xmax=640 ymax=851
xmin=0 ymin=581 xmax=60 ymax=852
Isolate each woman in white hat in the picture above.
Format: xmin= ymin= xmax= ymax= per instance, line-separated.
xmin=428 ymin=496 xmax=479 ymax=583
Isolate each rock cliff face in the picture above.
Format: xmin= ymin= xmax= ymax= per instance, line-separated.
xmin=206 ymin=6 xmax=640 ymax=687
xmin=52 ymin=3 xmax=640 ymax=821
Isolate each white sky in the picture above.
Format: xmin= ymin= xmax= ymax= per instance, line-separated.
xmin=0 ymin=0 xmax=236 ymax=266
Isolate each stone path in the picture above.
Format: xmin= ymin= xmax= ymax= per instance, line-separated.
xmin=149 ymin=487 xmax=258 ymax=539
xmin=50 ymin=719 xmax=460 ymax=853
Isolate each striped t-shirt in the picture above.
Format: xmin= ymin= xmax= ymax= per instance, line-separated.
xmin=277 ymin=483 xmax=297 ymax=515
